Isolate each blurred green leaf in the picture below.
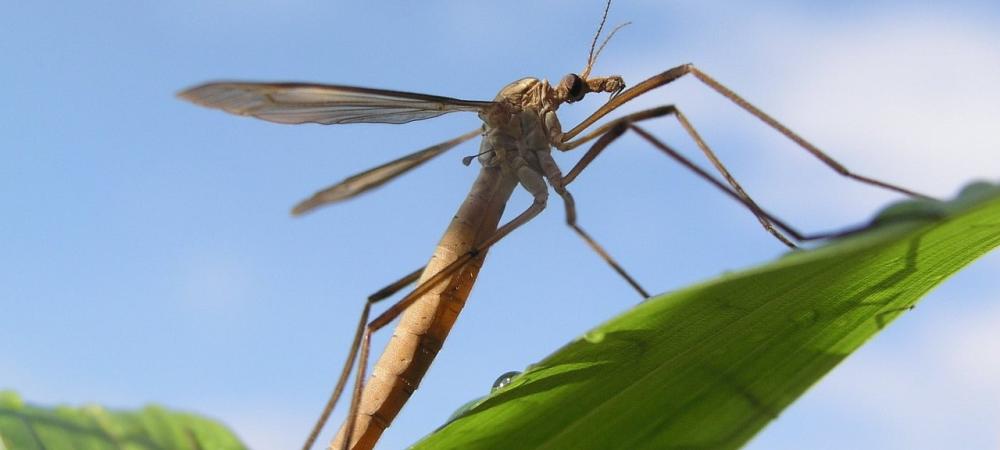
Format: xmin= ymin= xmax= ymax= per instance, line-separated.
xmin=0 ymin=391 xmax=246 ymax=450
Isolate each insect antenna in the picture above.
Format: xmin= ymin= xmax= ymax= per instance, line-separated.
xmin=582 ymin=1 xmax=630 ymax=80
xmin=581 ymin=0 xmax=613 ymax=79
xmin=592 ymin=22 xmax=630 ymax=72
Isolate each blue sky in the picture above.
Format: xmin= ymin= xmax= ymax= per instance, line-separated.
xmin=3 ymin=1 xmax=999 ymax=449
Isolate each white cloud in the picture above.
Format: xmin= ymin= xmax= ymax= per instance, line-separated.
xmin=759 ymin=14 xmax=1000 ymax=198
xmin=814 ymin=297 xmax=1000 ymax=449
xmin=936 ymin=305 xmax=1000 ymax=399
xmin=607 ymin=10 xmax=1000 ymax=223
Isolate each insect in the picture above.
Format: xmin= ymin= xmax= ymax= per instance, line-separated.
xmin=178 ymin=2 xmax=926 ymax=449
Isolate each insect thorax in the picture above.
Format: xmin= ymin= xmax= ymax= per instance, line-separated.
xmin=477 ymin=78 xmax=561 ymax=171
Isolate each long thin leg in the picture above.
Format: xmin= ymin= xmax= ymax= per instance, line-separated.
xmin=630 ymin=124 xmax=844 ymax=242
xmin=559 ymin=63 xmax=931 ymax=200
xmin=562 ymin=106 xmax=844 ymax=243
xmin=337 ymin=194 xmax=547 ymax=449
xmin=670 ymin=106 xmax=796 ymax=247
xmin=536 ymin=148 xmax=650 ymax=298
xmin=563 ymin=106 xmax=796 ymax=246
xmin=561 ymin=189 xmax=650 ymax=298
xmin=301 ymin=267 xmax=423 ymax=450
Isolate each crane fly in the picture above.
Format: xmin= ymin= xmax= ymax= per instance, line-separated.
xmin=178 ymin=2 xmax=928 ymax=449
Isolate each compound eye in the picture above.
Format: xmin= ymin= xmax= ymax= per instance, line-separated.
xmin=561 ymin=73 xmax=586 ymax=102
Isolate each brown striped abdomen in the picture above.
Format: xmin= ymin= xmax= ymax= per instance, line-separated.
xmin=331 ymin=166 xmax=518 ymax=450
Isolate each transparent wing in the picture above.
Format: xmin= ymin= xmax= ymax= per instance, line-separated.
xmin=291 ymin=128 xmax=482 ymax=215
xmin=177 ymin=82 xmax=494 ymax=125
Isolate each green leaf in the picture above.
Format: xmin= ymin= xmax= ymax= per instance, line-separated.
xmin=0 ymin=391 xmax=247 ymax=450
xmin=414 ymin=181 xmax=1000 ymax=450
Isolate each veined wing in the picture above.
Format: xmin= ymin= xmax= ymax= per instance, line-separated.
xmin=291 ymin=128 xmax=482 ymax=215
xmin=177 ymin=82 xmax=494 ymax=125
